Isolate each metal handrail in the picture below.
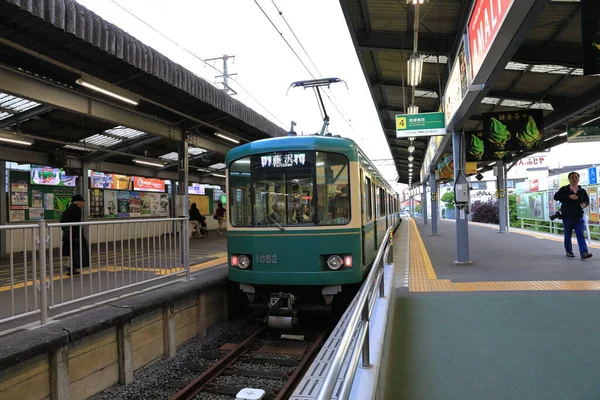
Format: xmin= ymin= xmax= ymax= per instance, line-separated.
xmin=47 ymin=217 xmax=186 ymax=227
xmin=316 ymin=226 xmax=393 ymax=400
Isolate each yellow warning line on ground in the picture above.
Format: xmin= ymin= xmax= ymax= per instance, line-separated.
xmin=408 ymin=219 xmax=600 ymax=292
xmin=0 ymin=254 xmax=227 ymax=292
xmin=468 ymin=221 xmax=600 ymax=249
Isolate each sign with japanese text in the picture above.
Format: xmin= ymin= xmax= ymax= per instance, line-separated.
xmin=567 ymin=125 xmax=600 ymax=143
xmin=90 ymin=172 xmax=130 ymax=189
xmin=133 ymin=177 xmax=165 ymax=192
xmin=465 ymin=110 xmax=544 ymax=162
xmin=258 ymin=153 xmax=308 ymax=168
xmin=590 ymin=167 xmax=598 ymax=185
xmin=589 ymin=186 xmax=599 ymax=223
xmin=581 ymin=0 xmax=600 ymax=76
xmin=468 ymin=0 xmax=514 ymax=81
xmin=396 ymin=112 xmax=446 ymax=138
xmin=444 ymin=40 xmax=469 ymax=126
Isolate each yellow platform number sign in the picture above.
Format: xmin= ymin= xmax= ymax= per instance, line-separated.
xmin=396 ymin=116 xmax=407 ymax=130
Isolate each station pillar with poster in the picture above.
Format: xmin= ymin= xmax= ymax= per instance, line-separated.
xmin=452 ymin=131 xmax=472 ymax=265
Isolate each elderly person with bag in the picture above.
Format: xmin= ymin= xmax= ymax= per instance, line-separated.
xmin=60 ymin=194 xmax=90 ymax=275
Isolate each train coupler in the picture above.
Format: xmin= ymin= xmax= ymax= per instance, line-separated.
xmin=267 ymin=292 xmax=298 ymax=329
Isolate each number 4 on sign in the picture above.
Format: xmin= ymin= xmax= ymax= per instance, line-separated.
xmin=397 ymin=117 xmax=407 ymax=130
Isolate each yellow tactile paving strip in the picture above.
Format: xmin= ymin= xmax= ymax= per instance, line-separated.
xmin=408 ymin=219 xmax=600 ymax=292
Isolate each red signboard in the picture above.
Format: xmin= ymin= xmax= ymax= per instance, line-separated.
xmin=468 ymin=0 xmax=514 ymax=81
xmin=529 ymin=179 xmax=539 ymax=192
xmin=133 ymin=176 xmax=165 ymax=192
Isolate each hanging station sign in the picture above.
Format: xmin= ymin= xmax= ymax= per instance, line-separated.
xmin=468 ymin=0 xmax=514 ymax=82
xmin=395 ymin=112 xmax=446 ymax=138
xmin=567 ymin=125 xmax=600 ymax=143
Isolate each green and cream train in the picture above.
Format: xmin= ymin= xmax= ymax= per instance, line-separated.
xmin=225 ymin=135 xmax=401 ymax=326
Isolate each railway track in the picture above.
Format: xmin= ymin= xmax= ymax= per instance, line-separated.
xmin=169 ymin=325 xmax=327 ymax=400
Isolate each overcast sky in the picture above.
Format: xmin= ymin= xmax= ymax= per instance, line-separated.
xmin=74 ymin=0 xmax=401 ymax=189
xmin=74 ymin=0 xmax=600 ymax=194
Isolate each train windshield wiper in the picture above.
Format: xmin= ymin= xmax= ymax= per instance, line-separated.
xmin=266 ymin=213 xmax=286 ymax=231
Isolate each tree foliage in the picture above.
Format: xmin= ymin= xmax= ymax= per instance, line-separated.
xmin=471 ymin=199 xmax=499 ymax=224
xmin=441 ymin=191 xmax=455 ymax=210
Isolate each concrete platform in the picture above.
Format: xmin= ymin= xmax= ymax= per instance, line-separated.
xmin=384 ymin=218 xmax=600 ymax=400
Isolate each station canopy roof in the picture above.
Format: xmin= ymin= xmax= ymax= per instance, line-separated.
xmin=0 ymin=0 xmax=287 ymax=182
xmin=340 ymin=0 xmax=600 ymax=184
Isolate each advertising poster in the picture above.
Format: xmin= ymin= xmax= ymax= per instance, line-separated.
xmin=129 ymin=192 xmax=141 ymax=217
xmin=30 ymin=166 xmax=77 ymax=187
xmin=589 ymin=167 xmax=598 ymax=185
xmin=437 ymin=153 xmax=454 ymax=181
xmin=29 ymin=208 xmax=45 ymax=220
xmin=117 ymin=191 xmax=130 ymax=217
xmin=31 ymin=190 xmax=43 ymax=208
xmin=466 ymin=110 xmax=544 ymax=162
xmin=582 ymin=0 xmax=600 ymax=76
xmin=10 ymin=182 xmax=28 ymax=207
xmin=44 ymin=193 xmax=54 ymax=210
xmin=90 ymin=172 xmax=130 ymax=190
xmin=548 ymin=192 xmax=556 ymax=217
xmin=140 ymin=192 xmax=152 ymax=215
xmin=53 ymin=187 xmax=75 ymax=219
xmin=517 ymin=192 xmax=547 ymax=221
xmin=90 ymin=189 xmax=105 ymax=218
xmin=104 ymin=190 xmax=118 ymax=218
xmin=189 ymin=195 xmax=210 ymax=216
xmin=9 ymin=210 xmax=25 ymax=222
xmin=589 ymin=186 xmax=599 ymax=223
xmin=158 ymin=193 xmax=169 ymax=216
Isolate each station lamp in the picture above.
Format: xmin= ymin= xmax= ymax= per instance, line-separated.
xmin=0 ymin=131 xmax=33 ymax=146
xmin=408 ymin=145 xmax=415 ymax=153
xmin=132 ymin=156 xmax=167 ymax=168
xmin=407 ymin=105 xmax=419 ymax=115
xmin=407 ymin=54 xmax=423 ymax=86
xmin=215 ymin=132 xmax=240 ymax=144
xmin=408 ymin=155 xmax=414 ymax=162
xmin=408 ymin=163 xmax=413 ymax=168
xmin=407 ymin=0 xmax=427 ymax=4
xmin=76 ymin=75 xmax=139 ymax=106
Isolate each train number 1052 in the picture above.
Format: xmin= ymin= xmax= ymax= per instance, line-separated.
xmin=256 ymin=254 xmax=278 ymax=264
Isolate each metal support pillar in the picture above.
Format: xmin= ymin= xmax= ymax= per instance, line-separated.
xmin=79 ymin=164 xmax=90 ymax=239
xmin=178 ymin=142 xmax=190 ymax=277
xmin=496 ymin=160 xmax=508 ymax=233
xmin=0 ymin=162 xmax=6 ymax=255
xmin=452 ymin=131 xmax=471 ymax=264
xmin=422 ymin=181 xmax=428 ymax=225
xmin=430 ymin=174 xmax=438 ymax=235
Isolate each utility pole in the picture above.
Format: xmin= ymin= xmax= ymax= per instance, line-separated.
xmin=205 ymin=54 xmax=237 ymax=95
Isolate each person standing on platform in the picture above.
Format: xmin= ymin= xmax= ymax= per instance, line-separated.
xmin=553 ymin=172 xmax=593 ymax=259
xmin=60 ymin=194 xmax=90 ymax=274
xmin=214 ymin=201 xmax=226 ymax=235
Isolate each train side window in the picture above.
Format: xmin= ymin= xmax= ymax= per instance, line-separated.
xmin=229 ymin=157 xmax=252 ymax=226
xmin=378 ymin=187 xmax=385 ymax=217
xmin=315 ymin=152 xmax=350 ymax=225
xmin=365 ymin=177 xmax=372 ymax=221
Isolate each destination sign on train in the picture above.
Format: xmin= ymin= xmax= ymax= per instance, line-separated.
xmin=259 ymin=153 xmax=308 ymax=168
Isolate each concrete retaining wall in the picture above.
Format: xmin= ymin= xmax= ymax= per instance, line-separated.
xmin=0 ymin=274 xmax=228 ymax=400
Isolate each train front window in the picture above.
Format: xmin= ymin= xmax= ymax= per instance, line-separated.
xmin=315 ymin=152 xmax=350 ymax=225
xmin=229 ymin=157 xmax=252 ymax=226
xmin=252 ymin=152 xmax=315 ymax=226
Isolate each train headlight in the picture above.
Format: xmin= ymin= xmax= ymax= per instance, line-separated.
xmin=238 ymin=255 xmax=251 ymax=269
xmin=327 ymin=255 xmax=343 ymax=270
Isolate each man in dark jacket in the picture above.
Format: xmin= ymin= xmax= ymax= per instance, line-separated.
xmin=60 ymin=194 xmax=89 ymax=274
xmin=553 ymin=172 xmax=593 ymax=259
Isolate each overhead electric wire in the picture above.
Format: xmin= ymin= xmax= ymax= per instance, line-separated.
xmin=269 ymin=0 xmax=354 ymax=125
xmin=256 ymin=0 xmax=356 ymax=132
xmin=109 ymin=0 xmax=287 ymax=127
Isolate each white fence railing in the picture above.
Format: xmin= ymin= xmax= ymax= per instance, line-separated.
xmin=0 ymin=218 xmax=189 ymax=327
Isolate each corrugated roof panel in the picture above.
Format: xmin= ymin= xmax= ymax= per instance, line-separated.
xmin=104 ymin=126 xmax=147 ymax=139
xmin=81 ymin=134 xmax=122 ymax=148
xmin=530 ymin=103 xmax=554 ymax=110
xmin=0 ymin=92 xmax=40 ymax=119
xmin=160 ymin=152 xmax=179 ymax=161
xmin=209 ymin=163 xmax=226 ymax=170
xmin=189 ymin=146 xmax=207 ymax=155
xmin=64 ymin=144 xmax=93 ymax=152
xmin=501 ymin=100 xmax=533 ymax=108
xmin=481 ymin=97 xmax=501 ymax=105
